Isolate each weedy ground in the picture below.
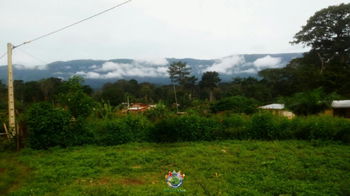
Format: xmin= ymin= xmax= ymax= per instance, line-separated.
xmin=0 ymin=140 xmax=349 ymax=195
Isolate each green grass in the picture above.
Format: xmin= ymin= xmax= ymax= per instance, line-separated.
xmin=0 ymin=140 xmax=349 ymax=195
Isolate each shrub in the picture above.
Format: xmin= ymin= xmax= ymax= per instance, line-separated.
xmin=213 ymin=114 xmax=250 ymax=140
xmin=58 ymin=76 xmax=96 ymax=118
xmin=25 ymin=103 xmax=72 ymax=149
xmin=144 ymin=103 xmax=170 ymax=121
xmin=152 ymin=114 xmax=220 ymax=142
xmin=93 ymin=115 xmax=153 ymax=146
xmin=25 ymin=103 xmax=93 ymax=149
xmin=210 ymin=96 xmax=259 ymax=114
xmin=93 ymin=100 xmax=116 ymax=119
xmin=0 ymin=138 xmax=15 ymax=151
xmin=249 ymin=112 xmax=292 ymax=140
xmin=69 ymin=118 xmax=95 ymax=145
xmin=291 ymin=115 xmax=350 ymax=142
xmin=285 ymin=88 xmax=340 ymax=116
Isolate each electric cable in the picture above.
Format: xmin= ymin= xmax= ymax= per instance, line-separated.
xmin=14 ymin=0 xmax=132 ymax=49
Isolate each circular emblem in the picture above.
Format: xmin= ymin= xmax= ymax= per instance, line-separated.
xmin=165 ymin=171 xmax=185 ymax=188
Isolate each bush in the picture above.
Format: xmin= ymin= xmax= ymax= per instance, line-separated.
xmin=213 ymin=114 xmax=250 ymax=140
xmin=249 ymin=112 xmax=292 ymax=140
xmin=0 ymin=138 xmax=16 ymax=151
xmin=285 ymin=88 xmax=340 ymax=116
xmin=93 ymin=115 xmax=153 ymax=146
xmin=25 ymin=103 xmax=93 ymax=149
xmin=152 ymin=114 xmax=220 ymax=142
xmin=291 ymin=115 xmax=350 ymax=142
xmin=58 ymin=76 xmax=96 ymax=118
xmin=144 ymin=103 xmax=170 ymax=121
xmin=69 ymin=118 xmax=95 ymax=145
xmin=210 ymin=96 xmax=259 ymax=114
xmin=25 ymin=103 xmax=72 ymax=149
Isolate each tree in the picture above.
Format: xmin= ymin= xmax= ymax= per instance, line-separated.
xmin=292 ymin=3 xmax=350 ymax=73
xmin=58 ymin=76 xmax=95 ymax=118
xmin=199 ymin=71 xmax=221 ymax=102
xmin=182 ymin=75 xmax=198 ymax=100
xmin=210 ymin=96 xmax=259 ymax=114
xmin=227 ymin=77 xmax=273 ymax=103
xmin=285 ymin=88 xmax=341 ymax=116
xmin=256 ymin=4 xmax=350 ymax=98
xmin=39 ymin=77 xmax=63 ymax=102
xmin=167 ymin=61 xmax=193 ymax=111
xmin=99 ymin=83 xmax=125 ymax=106
xmin=168 ymin=61 xmax=191 ymax=85
xmin=23 ymin=81 xmax=44 ymax=103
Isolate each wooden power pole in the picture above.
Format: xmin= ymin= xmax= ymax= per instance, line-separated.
xmin=7 ymin=43 xmax=16 ymax=137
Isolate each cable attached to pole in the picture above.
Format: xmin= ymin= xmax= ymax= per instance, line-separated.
xmin=0 ymin=52 xmax=7 ymax=60
xmin=14 ymin=0 xmax=132 ymax=49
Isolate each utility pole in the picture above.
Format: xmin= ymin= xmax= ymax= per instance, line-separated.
xmin=7 ymin=43 xmax=16 ymax=137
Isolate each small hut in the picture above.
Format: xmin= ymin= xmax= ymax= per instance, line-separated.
xmin=125 ymin=103 xmax=156 ymax=113
xmin=330 ymin=100 xmax=350 ymax=118
xmin=258 ymin=104 xmax=295 ymax=119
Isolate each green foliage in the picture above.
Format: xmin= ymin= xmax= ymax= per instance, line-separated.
xmin=249 ymin=112 xmax=292 ymax=140
xmin=21 ymin=101 xmax=350 ymax=150
xmin=167 ymin=61 xmax=191 ymax=85
xmin=92 ymin=115 xmax=153 ymax=146
xmin=93 ymin=100 xmax=115 ymax=119
xmin=290 ymin=115 xmax=350 ymax=143
xmin=144 ymin=103 xmax=170 ymax=121
xmin=186 ymin=99 xmax=211 ymax=116
xmin=292 ymin=3 xmax=350 ymax=66
xmin=0 ymin=138 xmax=15 ymax=152
xmin=200 ymin=71 xmax=221 ymax=89
xmin=225 ymin=77 xmax=273 ymax=102
xmin=25 ymin=103 xmax=93 ymax=149
xmin=58 ymin=76 xmax=96 ymax=118
xmin=285 ymin=88 xmax=340 ymax=115
xmin=200 ymin=71 xmax=221 ymax=101
xmin=259 ymin=3 xmax=350 ymax=98
xmin=246 ymin=112 xmax=350 ymax=143
xmin=210 ymin=96 xmax=259 ymax=114
xmin=213 ymin=114 xmax=250 ymax=140
xmin=25 ymin=103 xmax=72 ymax=149
xmin=152 ymin=114 xmax=220 ymax=142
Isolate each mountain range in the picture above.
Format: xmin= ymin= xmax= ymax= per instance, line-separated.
xmin=0 ymin=53 xmax=302 ymax=88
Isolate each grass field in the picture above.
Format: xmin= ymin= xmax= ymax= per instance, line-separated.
xmin=1 ymin=140 xmax=349 ymax=195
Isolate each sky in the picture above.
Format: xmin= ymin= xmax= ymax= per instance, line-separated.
xmin=0 ymin=0 xmax=349 ymax=66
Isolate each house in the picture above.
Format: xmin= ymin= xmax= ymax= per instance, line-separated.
xmin=258 ymin=104 xmax=295 ymax=119
xmin=124 ymin=103 xmax=156 ymax=112
xmin=326 ymin=100 xmax=350 ymax=118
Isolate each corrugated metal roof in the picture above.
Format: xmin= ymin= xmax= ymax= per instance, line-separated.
xmin=331 ymin=100 xmax=350 ymax=108
xmin=259 ymin=104 xmax=285 ymax=110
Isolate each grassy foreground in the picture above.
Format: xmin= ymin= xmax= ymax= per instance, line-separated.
xmin=0 ymin=140 xmax=349 ymax=195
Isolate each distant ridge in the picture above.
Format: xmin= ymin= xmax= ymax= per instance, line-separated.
xmin=0 ymin=53 xmax=302 ymax=88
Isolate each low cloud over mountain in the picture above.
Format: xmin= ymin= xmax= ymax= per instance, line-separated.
xmin=76 ymin=58 xmax=169 ymax=79
xmin=0 ymin=53 xmax=302 ymax=88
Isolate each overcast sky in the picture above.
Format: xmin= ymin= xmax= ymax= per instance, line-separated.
xmin=0 ymin=0 xmax=349 ymax=66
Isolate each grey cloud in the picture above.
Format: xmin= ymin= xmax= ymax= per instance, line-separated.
xmin=204 ymin=55 xmax=245 ymax=74
xmin=253 ymin=55 xmax=282 ymax=70
xmin=76 ymin=61 xmax=169 ymax=79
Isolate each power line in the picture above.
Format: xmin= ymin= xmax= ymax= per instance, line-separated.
xmin=14 ymin=48 xmax=49 ymax=65
xmin=14 ymin=0 xmax=132 ymax=49
xmin=0 ymin=52 xmax=7 ymax=60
